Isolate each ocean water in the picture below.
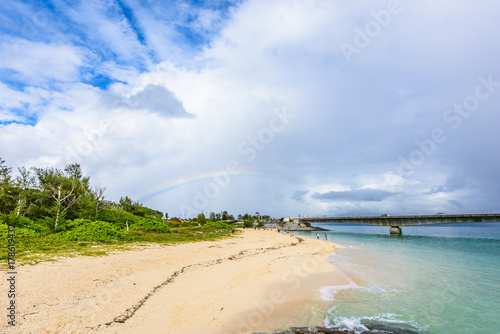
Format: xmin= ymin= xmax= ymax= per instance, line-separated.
xmin=294 ymin=223 xmax=500 ymax=334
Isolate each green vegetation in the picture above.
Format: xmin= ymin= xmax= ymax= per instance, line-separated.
xmin=208 ymin=211 xmax=234 ymax=221
xmin=197 ymin=212 xmax=207 ymax=225
xmin=240 ymin=213 xmax=261 ymax=228
xmin=62 ymin=220 xmax=132 ymax=242
xmin=129 ymin=219 xmax=171 ymax=233
xmin=0 ymin=158 xmax=238 ymax=268
xmin=204 ymin=221 xmax=233 ymax=230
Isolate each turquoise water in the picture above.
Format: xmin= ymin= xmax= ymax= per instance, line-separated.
xmin=294 ymin=223 xmax=500 ymax=334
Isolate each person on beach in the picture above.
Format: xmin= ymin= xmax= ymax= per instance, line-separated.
xmin=316 ymin=233 xmax=319 ymax=239
xmin=325 ymin=233 xmax=327 ymax=240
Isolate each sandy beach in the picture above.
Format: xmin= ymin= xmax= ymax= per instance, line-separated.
xmin=2 ymin=229 xmax=348 ymax=334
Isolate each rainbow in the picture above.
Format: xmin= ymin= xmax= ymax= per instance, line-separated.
xmin=138 ymin=170 xmax=301 ymax=201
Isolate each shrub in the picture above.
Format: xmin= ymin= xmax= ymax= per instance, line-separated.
xmin=204 ymin=222 xmax=233 ymax=230
xmin=98 ymin=208 xmax=141 ymax=229
xmin=36 ymin=216 xmax=57 ymax=232
xmin=62 ymin=220 xmax=131 ymax=242
xmin=0 ymin=216 xmax=50 ymax=235
xmin=20 ymin=217 xmax=50 ymax=234
xmin=16 ymin=227 xmax=41 ymax=237
xmin=130 ymin=219 xmax=171 ymax=233
xmin=65 ymin=219 xmax=94 ymax=228
xmin=243 ymin=221 xmax=253 ymax=228
xmin=0 ymin=223 xmax=8 ymax=236
xmin=197 ymin=213 xmax=207 ymax=225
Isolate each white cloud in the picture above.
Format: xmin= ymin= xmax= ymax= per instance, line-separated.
xmin=1 ymin=0 xmax=500 ymax=217
xmin=64 ymin=0 xmax=150 ymax=65
xmin=0 ymin=39 xmax=84 ymax=84
xmin=127 ymin=84 xmax=193 ymax=118
xmin=0 ymin=82 xmax=32 ymax=108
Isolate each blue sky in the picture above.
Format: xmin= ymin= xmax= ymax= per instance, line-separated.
xmin=0 ymin=0 xmax=239 ymax=94
xmin=1 ymin=0 xmax=500 ymax=218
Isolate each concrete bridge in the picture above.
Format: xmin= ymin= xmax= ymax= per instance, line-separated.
xmin=298 ymin=213 xmax=500 ymax=234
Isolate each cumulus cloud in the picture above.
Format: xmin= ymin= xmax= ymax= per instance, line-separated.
xmin=291 ymin=190 xmax=308 ymax=203
xmin=128 ymin=85 xmax=193 ymax=118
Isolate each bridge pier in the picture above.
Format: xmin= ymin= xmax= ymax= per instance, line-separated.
xmin=390 ymin=226 xmax=402 ymax=235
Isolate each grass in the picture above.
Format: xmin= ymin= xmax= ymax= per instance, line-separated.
xmin=1 ymin=226 xmax=239 ymax=270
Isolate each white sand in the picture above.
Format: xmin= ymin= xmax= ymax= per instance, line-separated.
xmin=1 ymin=229 xmax=348 ymax=334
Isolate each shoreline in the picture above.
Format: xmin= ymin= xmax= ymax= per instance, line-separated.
xmin=1 ymin=229 xmax=348 ymax=334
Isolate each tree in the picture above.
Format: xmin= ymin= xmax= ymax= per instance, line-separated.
xmin=119 ymin=196 xmax=146 ymax=216
xmin=119 ymin=196 xmax=134 ymax=213
xmin=197 ymin=213 xmax=207 ymax=225
xmin=222 ymin=211 xmax=229 ymax=221
xmin=0 ymin=158 xmax=15 ymax=216
xmin=209 ymin=212 xmax=216 ymax=221
xmin=133 ymin=204 xmax=146 ymax=217
xmin=63 ymin=163 xmax=92 ymax=220
xmin=14 ymin=166 xmax=36 ymax=217
xmin=79 ymin=191 xmax=98 ymax=220
xmin=35 ymin=163 xmax=90 ymax=230
xmin=78 ymin=185 xmax=106 ymax=221
xmin=92 ymin=186 xmax=106 ymax=216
